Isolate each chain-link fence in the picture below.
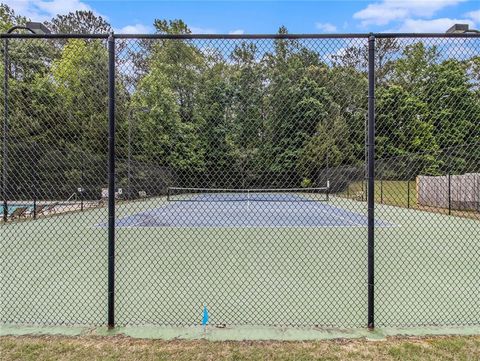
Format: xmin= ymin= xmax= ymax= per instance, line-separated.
xmin=0 ymin=35 xmax=109 ymax=325
xmin=1 ymin=33 xmax=479 ymax=328
xmin=372 ymin=36 xmax=480 ymax=327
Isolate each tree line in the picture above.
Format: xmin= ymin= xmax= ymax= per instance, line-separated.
xmin=1 ymin=5 xmax=479 ymax=200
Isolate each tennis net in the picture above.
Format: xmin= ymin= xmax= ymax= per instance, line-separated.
xmin=167 ymin=187 xmax=330 ymax=202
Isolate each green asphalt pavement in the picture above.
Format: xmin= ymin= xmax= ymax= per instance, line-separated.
xmin=1 ymin=197 xmax=478 ymax=328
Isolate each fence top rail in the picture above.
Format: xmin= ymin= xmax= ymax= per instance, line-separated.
xmin=1 ymin=33 xmax=109 ymax=39
xmin=2 ymin=32 xmax=480 ymax=40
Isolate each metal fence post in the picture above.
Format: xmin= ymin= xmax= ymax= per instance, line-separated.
xmin=81 ymin=129 xmax=85 ymax=212
xmin=407 ymin=180 xmax=411 ymax=209
xmin=3 ymin=39 xmax=9 ymax=222
xmin=107 ymin=32 xmax=116 ymax=329
xmin=80 ymin=188 xmax=84 ymax=211
xmin=33 ymin=141 xmax=38 ymax=219
xmin=448 ymin=173 xmax=451 ymax=215
xmin=380 ymin=178 xmax=383 ymax=204
xmin=367 ymin=34 xmax=376 ymax=329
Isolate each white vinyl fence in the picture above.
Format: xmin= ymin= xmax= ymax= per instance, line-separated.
xmin=417 ymin=173 xmax=480 ymax=211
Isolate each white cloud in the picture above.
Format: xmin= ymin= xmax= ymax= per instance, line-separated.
xmin=116 ymin=24 xmax=151 ymax=34
xmin=465 ymin=9 xmax=480 ymax=22
xmin=190 ymin=26 xmax=216 ymax=34
xmin=35 ymin=0 xmax=91 ymax=17
xmin=315 ymin=22 xmax=337 ymax=33
xmin=394 ymin=17 xmax=476 ymax=32
xmin=9 ymin=0 xmax=100 ymax=22
xmin=229 ymin=29 xmax=245 ymax=35
xmin=353 ymin=0 xmax=466 ymax=26
xmin=8 ymin=0 xmax=41 ymax=20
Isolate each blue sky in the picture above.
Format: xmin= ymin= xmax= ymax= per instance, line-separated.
xmin=8 ymin=0 xmax=480 ymax=34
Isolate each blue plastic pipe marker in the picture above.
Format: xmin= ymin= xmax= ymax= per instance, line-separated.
xmin=202 ymin=304 xmax=209 ymax=330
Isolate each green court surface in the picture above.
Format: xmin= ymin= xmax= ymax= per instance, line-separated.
xmin=1 ymin=197 xmax=478 ymax=328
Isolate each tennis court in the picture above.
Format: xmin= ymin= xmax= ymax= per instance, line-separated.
xmin=1 ymin=192 xmax=478 ymax=327
xmin=112 ymin=188 xmax=392 ymax=228
xmin=1 ymin=33 xmax=479 ymax=331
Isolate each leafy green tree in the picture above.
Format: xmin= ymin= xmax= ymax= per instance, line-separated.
xmin=297 ymin=75 xmax=351 ymax=183
xmin=1 ymin=5 xmax=61 ymax=198
xmin=427 ymin=59 xmax=480 ymax=173
xmin=52 ymin=39 xmax=108 ymax=151
xmin=327 ymin=65 xmax=367 ymax=166
xmin=263 ymin=28 xmax=322 ymax=185
xmin=392 ymin=42 xmax=438 ymax=94
xmin=3 ymin=4 xmax=480 ymax=195
xmin=229 ymin=42 xmax=265 ymax=186
xmin=48 ymin=38 xmax=109 ymax=197
xmin=262 ymin=27 xmax=356 ymax=186
xmin=46 ymin=11 xmax=112 ymax=34
xmin=332 ymin=38 xmax=399 ymax=85
xmin=376 ymin=85 xmax=439 ymax=176
xmin=196 ymin=58 xmax=237 ymax=187
xmin=132 ymin=65 xmax=204 ymax=174
xmin=126 ymin=19 xmax=207 ymax=185
xmin=428 ymin=60 xmax=479 ymax=145
xmin=0 ymin=3 xmax=27 ymax=32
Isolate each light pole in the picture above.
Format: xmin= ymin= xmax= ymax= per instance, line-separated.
xmin=3 ymin=23 xmax=51 ymax=221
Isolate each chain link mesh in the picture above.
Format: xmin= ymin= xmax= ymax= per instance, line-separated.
xmin=373 ymin=36 xmax=480 ymax=326
xmin=114 ymin=37 xmax=368 ymax=327
xmin=1 ymin=37 xmax=108 ymax=324
xmin=0 ymin=34 xmax=478 ymax=328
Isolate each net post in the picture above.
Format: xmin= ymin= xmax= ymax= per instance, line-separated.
xmin=107 ymin=32 xmax=116 ymax=329
xmin=167 ymin=187 xmax=170 ymax=201
xmin=326 ymin=180 xmax=330 ymax=201
xmin=367 ymin=34 xmax=376 ymax=330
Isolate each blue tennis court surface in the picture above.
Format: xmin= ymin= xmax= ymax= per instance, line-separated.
xmin=115 ymin=194 xmax=392 ymax=228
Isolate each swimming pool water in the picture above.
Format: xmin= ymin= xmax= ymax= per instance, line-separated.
xmin=0 ymin=204 xmax=35 ymax=215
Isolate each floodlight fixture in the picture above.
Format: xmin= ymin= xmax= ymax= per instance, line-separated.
xmin=6 ymin=22 xmax=51 ymax=34
xmin=446 ymin=24 xmax=480 ymax=34
xmin=26 ymin=22 xmax=51 ymax=34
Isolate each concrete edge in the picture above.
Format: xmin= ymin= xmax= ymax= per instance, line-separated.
xmin=1 ymin=324 xmax=479 ymax=341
